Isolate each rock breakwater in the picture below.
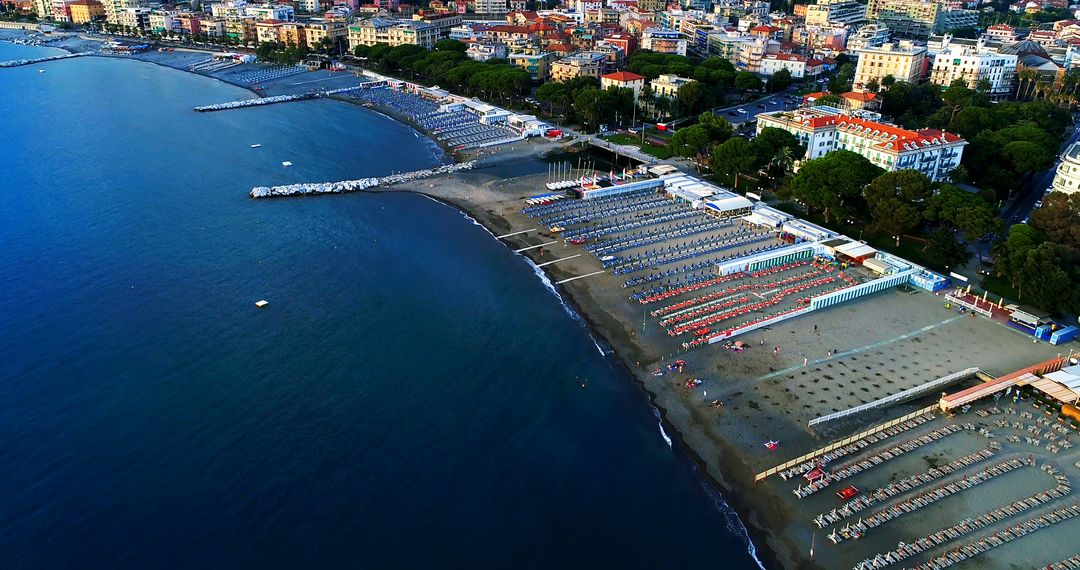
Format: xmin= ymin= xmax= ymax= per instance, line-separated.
xmin=0 ymin=52 xmax=80 ymax=68
xmin=250 ymin=161 xmax=476 ymax=198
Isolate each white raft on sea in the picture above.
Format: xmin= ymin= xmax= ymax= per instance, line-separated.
xmin=249 ymin=161 xmax=477 ymax=198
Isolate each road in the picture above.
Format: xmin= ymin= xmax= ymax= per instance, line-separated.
xmin=1001 ymin=123 xmax=1080 ymax=226
xmin=711 ymin=88 xmax=803 ymax=126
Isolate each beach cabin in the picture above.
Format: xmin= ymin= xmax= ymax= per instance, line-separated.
xmin=834 ymin=241 xmax=877 ymax=263
xmin=1009 ymin=305 xmax=1053 ymax=332
xmin=702 ymin=194 xmax=753 ymax=219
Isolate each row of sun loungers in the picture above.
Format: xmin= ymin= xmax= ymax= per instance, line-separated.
xmin=836 ymin=456 xmax=1029 ymax=541
xmin=237 ymin=65 xmax=307 ymax=84
xmin=853 ymin=475 xmax=1073 ymax=569
xmin=793 ymin=424 xmax=967 ymax=499
xmin=1046 ymin=554 xmax=1080 ymax=569
xmin=778 ymin=413 xmax=937 ymax=481
xmin=521 ymin=187 xmax=654 ymax=218
xmin=588 ymin=219 xmax=728 ymax=255
xmin=814 ymin=447 xmax=998 ymax=529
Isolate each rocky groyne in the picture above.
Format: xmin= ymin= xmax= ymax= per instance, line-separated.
xmin=0 ymin=52 xmax=81 ymax=68
xmin=249 ymin=161 xmax=476 ymax=198
xmin=194 ymin=85 xmax=367 ymax=112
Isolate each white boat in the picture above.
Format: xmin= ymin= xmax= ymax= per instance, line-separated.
xmin=38 ymin=69 xmax=44 ymax=73
xmin=251 ymin=144 xmax=261 ymax=148
xmin=255 ymin=300 xmax=269 ymax=308
xmin=281 ymin=161 xmax=292 ymax=167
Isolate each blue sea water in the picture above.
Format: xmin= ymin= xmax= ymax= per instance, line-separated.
xmin=0 ymin=49 xmax=762 ymax=569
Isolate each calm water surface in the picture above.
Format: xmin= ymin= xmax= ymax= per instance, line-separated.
xmin=0 ymin=49 xmax=762 ymax=569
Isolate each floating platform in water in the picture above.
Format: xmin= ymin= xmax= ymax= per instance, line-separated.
xmin=255 ymin=300 xmax=269 ymax=308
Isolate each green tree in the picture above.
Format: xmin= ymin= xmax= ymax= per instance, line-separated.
xmin=812 ymin=94 xmax=843 ymax=107
xmin=574 ymin=87 xmax=605 ymax=131
xmin=788 ymin=150 xmax=882 ymax=222
xmin=765 ymin=68 xmax=792 ymax=93
xmin=676 ymin=80 xmax=710 ymax=116
xmin=734 ymin=71 xmax=763 ymax=92
xmin=864 ymin=170 xmax=933 ymax=244
xmin=435 ymin=38 xmax=466 ymax=52
xmin=922 ymin=228 xmax=972 ymax=269
xmin=709 ymin=137 xmax=758 ymax=187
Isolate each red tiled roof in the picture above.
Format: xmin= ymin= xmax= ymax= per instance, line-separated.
xmin=750 ymin=25 xmax=780 ymax=33
xmin=834 ymin=116 xmax=965 ymax=151
xmin=602 ymin=71 xmax=645 ymax=82
xmin=485 ymin=25 xmax=533 ymax=34
xmin=841 ymin=91 xmax=877 ymax=102
xmin=549 ymin=43 xmax=575 ymax=52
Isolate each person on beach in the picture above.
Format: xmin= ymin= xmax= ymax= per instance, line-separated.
xmin=827 ymin=350 xmax=832 ymax=358
xmin=804 ymin=356 xmax=808 ymax=366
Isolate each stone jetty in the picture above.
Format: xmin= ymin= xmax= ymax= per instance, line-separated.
xmin=0 ymin=52 xmax=81 ymax=68
xmin=194 ymin=85 xmax=368 ymax=112
xmin=249 ymin=161 xmax=476 ymax=198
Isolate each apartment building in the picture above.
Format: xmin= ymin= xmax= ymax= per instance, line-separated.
xmin=756 ymin=107 xmax=966 ymax=181
xmin=641 ymin=27 xmax=688 ymax=56
xmin=509 ymin=49 xmax=557 ymax=80
xmin=550 ymin=51 xmax=608 ymax=82
xmin=650 ymin=73 xmax=692 ymax=98
xmin=929 ymin=38 xmax=1017 ymax=99
xmin=348 ymin=17 xmax=438 ymax=47
xmin=466 ymin=41 xmax=508 ymax=61
xmin=852 ymin=40 xmax=927 ymax=91
xmin=68 ymin=0 xmax=104 ymax=23
xmin=247 ymin=4 xmax=295 ymax=21
xmin=805 ymin=0 xmax=867 ymax=27
xmin=846 ymin=22 xmax=891 ymax=52
xmin=474 ymin=0 xmax=508 ymax=14
xmin=759 ymin=53 xmax=825 ymax=78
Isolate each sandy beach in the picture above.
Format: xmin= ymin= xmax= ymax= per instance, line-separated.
xmin=6 ymin=33 xmax=1073 ymax=567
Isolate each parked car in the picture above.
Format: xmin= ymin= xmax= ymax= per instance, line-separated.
xmin=737 ymin=108 xmax=747 ymax=114
xmin=1034 ymin=200 xmax=1043 ymax=208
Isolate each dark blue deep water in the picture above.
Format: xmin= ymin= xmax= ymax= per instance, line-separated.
xmin=0 ymin=48 xmax=761 ymax=569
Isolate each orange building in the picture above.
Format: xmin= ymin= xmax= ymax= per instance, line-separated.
xmin=68 ymin=0 xmax=104 ymax=23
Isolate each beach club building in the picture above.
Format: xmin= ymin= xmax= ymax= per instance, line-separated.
xmin=755 ymin=107 xmax=966 ymax=181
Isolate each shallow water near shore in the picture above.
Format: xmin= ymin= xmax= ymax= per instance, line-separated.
xmin=0 ymin=49 xmax=761 ymax=568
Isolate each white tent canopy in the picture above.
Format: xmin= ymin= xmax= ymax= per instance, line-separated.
xmin=835 ymin=242 xmax=877 ymax=259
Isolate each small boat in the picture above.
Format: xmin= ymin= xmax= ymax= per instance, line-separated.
xmin=281 ymin=161 xmax=292 ymax=167
xmin=255 ymin=300 xmax=269 ymax=308
xmin=39 ymin=69 xmax=45 ymax=73
xmin=251 ymin=144 xmax=261 ymax=148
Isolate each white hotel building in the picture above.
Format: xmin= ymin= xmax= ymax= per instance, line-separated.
xmin=1051 ymin=141 xmax=1080 ymax=195
xmin=755 ymin=107 xmax=966 ymax=182
xmin=929 ymin=38 xmax=1017 ymax=101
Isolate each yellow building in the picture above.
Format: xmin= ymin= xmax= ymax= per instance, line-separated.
xmin=68 ymin=0 xmax=104 ymax=23
xmin=852 ymin=40 xmax=927 ymax=91
xmin=347 ymin=17 xmax=439 ymax=48
xmin=302 ymin=20 xmax=347 ymax=50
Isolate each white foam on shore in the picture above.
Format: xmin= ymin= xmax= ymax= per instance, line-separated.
xmin=696 ymin=470 xmax=767 ymax=570
xmin=417 ymin=194 xmax=606 ymax=354
xmin=651 ymin=407 xmax=673 ymax=448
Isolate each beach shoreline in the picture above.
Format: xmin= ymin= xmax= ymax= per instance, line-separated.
xmin=12 ymin=36 xmax=1057 ymax=568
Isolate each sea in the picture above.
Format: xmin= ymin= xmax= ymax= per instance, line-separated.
xmin=0 ymin=43 xmax=763 ymax=569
